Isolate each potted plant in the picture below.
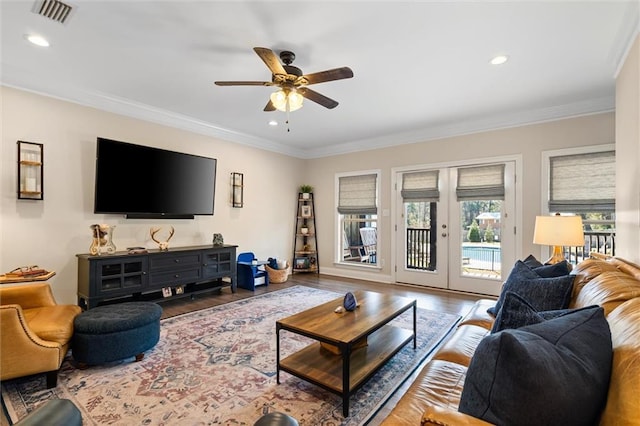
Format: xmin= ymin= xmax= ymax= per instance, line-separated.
xmin=300 ymin=184 xmax=313 ymax=199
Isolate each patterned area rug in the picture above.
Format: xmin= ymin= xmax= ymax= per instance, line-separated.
xmin=2 ymin=286 xmax=460 ymax=425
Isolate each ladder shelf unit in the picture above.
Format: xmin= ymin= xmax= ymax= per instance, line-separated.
xmin=292 ymin=192 xmax=319 ymax=274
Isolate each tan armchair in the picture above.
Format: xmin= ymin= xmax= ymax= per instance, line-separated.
xmin=0 ymin=283 xmax=81 ymax=388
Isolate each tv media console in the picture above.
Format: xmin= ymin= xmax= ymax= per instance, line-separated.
xmin=77 ymin=245 xmax=237 ymax=309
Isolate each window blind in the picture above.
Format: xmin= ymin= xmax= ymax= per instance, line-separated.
xmin=549 ymin=151 xmax=615 ymax=213
xmin=401 ymin=170 xmax=440 ymax=201
xmin=456 ymin=164 xmax=505 ymax=201
xmin=337 ymin=174 xmax=378 ymax=215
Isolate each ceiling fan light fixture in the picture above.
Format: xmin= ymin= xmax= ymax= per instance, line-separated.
xmin=270 ymin=88 xmax=303 ymax=112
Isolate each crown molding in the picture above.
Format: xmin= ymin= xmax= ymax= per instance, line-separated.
xmin=0 ymin=81 xmax=308 ymax=159
xmin=305 ymin=97 xmax=615 ymax=159
xmin=1 ymin=81 xmax=614 ymax=160
xmin=612 ymin=1 xmax=640 ymax=78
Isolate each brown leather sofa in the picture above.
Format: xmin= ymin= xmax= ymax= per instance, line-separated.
xmin=0 ymin=283 xmax=82 ymax=388
xmin=382 ymin=256 xmax=640 ymax=425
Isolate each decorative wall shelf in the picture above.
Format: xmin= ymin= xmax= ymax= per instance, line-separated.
xmin=17 ymin=141 xmax=44 ymax=200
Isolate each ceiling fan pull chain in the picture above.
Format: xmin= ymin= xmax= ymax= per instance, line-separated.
xmin=286 ymin=99 xmax=291 ymax=132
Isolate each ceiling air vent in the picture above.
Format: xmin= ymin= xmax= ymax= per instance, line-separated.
xmin=32 ymin=0 xmax=75 ymax=24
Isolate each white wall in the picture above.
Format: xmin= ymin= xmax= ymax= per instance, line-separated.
xmin=307 ymin=113 xmax=616 ymax=281
xmin=615 ymin=34 xmax=640 ymax=263
xmin=1 ymin=86 xmax=305 ymax=304
xmin=0 ymin=85 xmax=626 ymax=302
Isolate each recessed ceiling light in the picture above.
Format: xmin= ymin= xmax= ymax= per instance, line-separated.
xmin=490 ymin=55 xmax=508 ymax=65
xmin=26 ymin=34 xmax=50 ymax=47
xmin=268 ymin=120 xmax=278 ymax=126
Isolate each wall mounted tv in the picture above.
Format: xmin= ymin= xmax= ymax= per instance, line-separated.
xmin=94 ymin=137 xmax=216 ymax=219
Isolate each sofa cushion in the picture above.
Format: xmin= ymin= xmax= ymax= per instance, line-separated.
xmin=459 ymin=306 xmax=612 ymax=426
xmin=570 ymin=258 xmax=619 ymax=304
xmin=600 ymin=298 xmax=640 ymax=425
xmin=380 ymin=359 xmax=468 ymax=426
xmin=574 ymin=271 xmax=640 ymax=315
xmin=458 ymin=299 xmax=496 ymax=329
xmin=433 ymin=324 xmax=490 ymax=367
xmin=487 ymin=261 xmax=574 ymax=316
xmin=608 ymin=257 xmax=640 ymax=281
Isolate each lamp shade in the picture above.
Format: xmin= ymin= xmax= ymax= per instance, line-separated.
xmin=533 ymin=215 xmax=584 ymax=246
xmin=270 ymin=89 xmax=303 ymax=112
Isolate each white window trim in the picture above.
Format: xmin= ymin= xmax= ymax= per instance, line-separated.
xmin=334 ymin=169 xmax=381 ymax=268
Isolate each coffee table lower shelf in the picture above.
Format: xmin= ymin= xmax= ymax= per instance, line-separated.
xmin=279 ymin=325 xmax=413 ymax=410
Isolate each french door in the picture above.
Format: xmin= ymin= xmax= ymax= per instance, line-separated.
xmin=395 ymin=162 xmax=516 ymax=296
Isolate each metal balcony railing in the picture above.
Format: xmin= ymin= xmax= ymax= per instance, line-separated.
xmin=566 ymin=231 xmax=616 ymax=264
xmin=405 ymin=228 xmax=616 ymax=272
xmin=406 ymin=228 xmax=434 ymax=270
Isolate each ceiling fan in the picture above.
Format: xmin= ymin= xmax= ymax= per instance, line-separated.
xmin=214 ymin=47 xmax=354 ymax=112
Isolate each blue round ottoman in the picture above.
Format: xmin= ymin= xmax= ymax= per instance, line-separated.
xmin=72 ymin=302 xmax=162 ymax=367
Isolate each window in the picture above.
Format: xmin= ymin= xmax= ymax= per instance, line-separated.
xmin=337 ymin=172 xmax=379 ymax=265
xmin=401 ymin=170 xmax=440 ymax=271
xmin=456 ymin=164 xmax=506 ymax=278
xmin=544 ymin=147 xmax=616 ymax=262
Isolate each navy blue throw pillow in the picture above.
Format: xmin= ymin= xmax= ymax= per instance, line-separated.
xmin=460 ymin=306 xmax=612 ymax=426
xmin=522 ymin=254 xmax=571 ymax=277
xmin=522 ymin=254 xmax=543 ymax=268
xmin=487 ymin=261 xmax=574 ymax=316
xmin=533 ymin=261 xmax=570 ymax=278
xmin=491 ymin=291 xmax=591 ymax=333
xmin=487 ymin=261 xmax=540 ymax=316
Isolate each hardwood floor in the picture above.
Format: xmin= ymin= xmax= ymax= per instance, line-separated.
xmin=160 ymin=273 xmax=482 ymax=320
xmin=1 ymin=273 xmax=486 ymax=425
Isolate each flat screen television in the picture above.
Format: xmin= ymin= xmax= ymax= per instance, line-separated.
xmin=94 ymin=137 xmax=216 ymax=219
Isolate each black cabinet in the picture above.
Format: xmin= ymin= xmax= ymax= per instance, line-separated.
xmin=77 ymin=245 xmax=237 ymax=309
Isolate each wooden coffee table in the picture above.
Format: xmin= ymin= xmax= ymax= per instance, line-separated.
xmin=276 ymin=290 xmax=416 ymax=417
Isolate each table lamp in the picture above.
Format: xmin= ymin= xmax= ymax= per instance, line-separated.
xmin=533 ymin=214 xmax=584 ymax=267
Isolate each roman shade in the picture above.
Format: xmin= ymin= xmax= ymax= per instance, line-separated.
xmin=337 ymin=174 xmax=377 ymax=215
xmin=456 ymin=164 xmax=505 ymax=201
xmin=401 ymin=170 xmax=440 ymax=201
xmin=549 ymin=151 xmax=615 ymax=213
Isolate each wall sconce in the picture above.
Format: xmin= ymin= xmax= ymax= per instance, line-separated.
xmin=17 ymin=141 xmax=44 ymax=200
xmin=231 ymin=172 xmax=243 ymax=208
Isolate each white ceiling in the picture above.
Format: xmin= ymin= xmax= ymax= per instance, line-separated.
xmin=1 ymin=1 xmax=638 ymax=158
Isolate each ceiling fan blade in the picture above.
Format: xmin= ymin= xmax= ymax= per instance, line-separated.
xmin=264 ymin=100 xmax=276 ymax=112
xmin=301 ymin=67 xmax=354 ymax=85
xmin=253 ymin=47 xmax=287 ymax=76
xmin=298 ymin=87 xmax=339 ymax=109
xmin=214 ymin=81 xmax=273 ymax=86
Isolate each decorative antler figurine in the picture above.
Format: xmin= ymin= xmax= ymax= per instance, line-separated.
xmin=150 ymin=226 xmax=175 ymax=251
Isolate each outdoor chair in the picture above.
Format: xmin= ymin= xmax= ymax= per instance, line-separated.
xmin=359 ymin=227 xmax=377 ymax=263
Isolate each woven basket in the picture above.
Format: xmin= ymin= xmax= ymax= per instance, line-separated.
xmin=265 ymin=263 xmax=291 ymax=283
